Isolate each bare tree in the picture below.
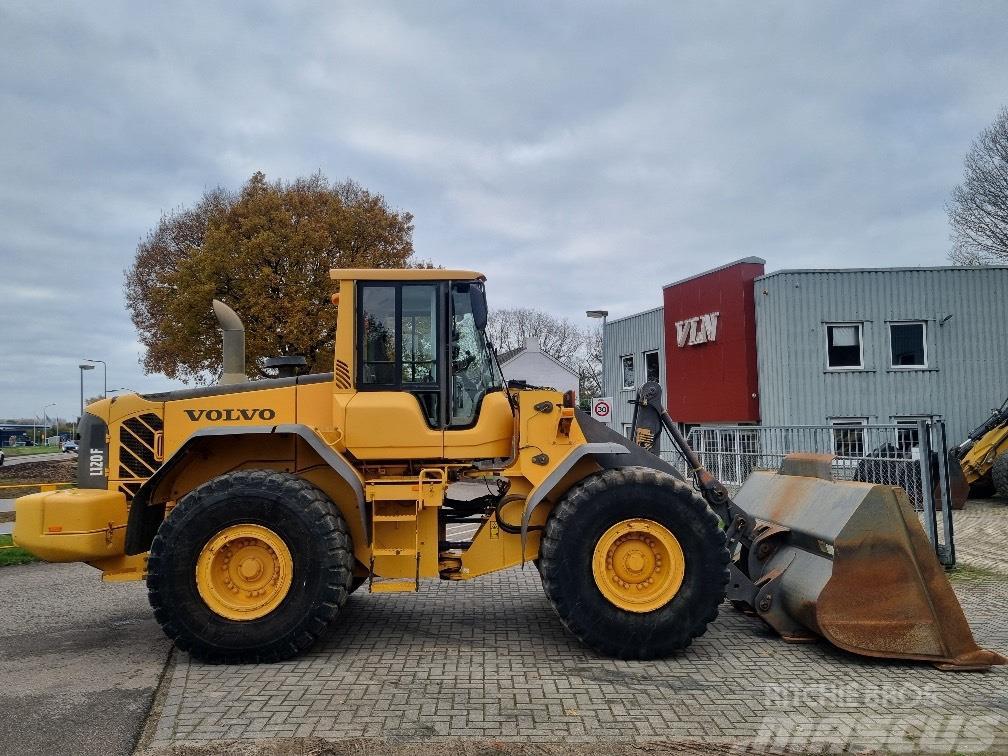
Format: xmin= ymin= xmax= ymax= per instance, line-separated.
xmin=579 ymin=325 xmax=603 ymax=401
xmin=947 ymin=107 xmax=1008 ymax=265
xmin=486 ymin=307 xmax=603 ymax=404
xmin=486 ymin=308 xmax=586 ymax=366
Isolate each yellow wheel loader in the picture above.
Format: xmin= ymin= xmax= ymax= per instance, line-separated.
xmin=12 ymin=269 xmax=1005 ymax=670
xmin=951 ymin=393 xmax=1008 ymax=501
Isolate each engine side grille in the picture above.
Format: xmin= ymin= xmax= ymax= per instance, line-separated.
xmin=118 ymin=412 xmax=164 ymax=500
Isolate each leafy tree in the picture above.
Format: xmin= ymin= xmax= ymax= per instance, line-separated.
xmin=947 ymin=107 xmax=1008 ymax=264
xmin=125 ymin=172 xmax=420 ymax=381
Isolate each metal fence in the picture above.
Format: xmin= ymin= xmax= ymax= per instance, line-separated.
xmin=660 ymin=420 xmax=956 ymax=565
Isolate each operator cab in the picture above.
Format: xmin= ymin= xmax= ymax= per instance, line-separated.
xmin=337 ymin=270 xmax=514 ymax=461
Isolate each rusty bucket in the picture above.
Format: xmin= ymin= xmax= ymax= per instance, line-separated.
xmin=731 ymin=454 xmax=1006 ymax=671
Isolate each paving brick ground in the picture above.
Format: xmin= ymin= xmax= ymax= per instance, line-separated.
xmin=950 ymin=497 xmax=1008 ymax=574
xmin=145 ymin=544 xmax=1008 ymax=754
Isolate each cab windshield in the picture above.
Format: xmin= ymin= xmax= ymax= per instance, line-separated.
xmin=450 ymin=281 xmax=502 ymax=427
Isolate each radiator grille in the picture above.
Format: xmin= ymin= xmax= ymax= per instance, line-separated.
xmin=118 ymin=412 xmax=163 ymax=500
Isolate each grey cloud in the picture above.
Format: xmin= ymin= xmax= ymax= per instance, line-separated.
xmin=2 ymin=1 xmax=1007 ymax=416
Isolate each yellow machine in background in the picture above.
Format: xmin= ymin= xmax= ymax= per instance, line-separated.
xmin=13 ymin=268 xmax=1004 ymax=671
xmin=953 ymin=393 xmax=1008 ymax=500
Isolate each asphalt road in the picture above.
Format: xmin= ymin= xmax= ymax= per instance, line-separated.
xmin=1 ymin=451 xmax=76 ymax=467
xmin=0 ymin=562 xmax=169 ymax=756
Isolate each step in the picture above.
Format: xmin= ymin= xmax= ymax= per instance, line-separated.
xmin=373 ymin=514 xmax=418 ymax=522
xmin=371 ymin=547 xmax=417 ymax=557
xmin=370 ymin=581 xmax=419 ymax=593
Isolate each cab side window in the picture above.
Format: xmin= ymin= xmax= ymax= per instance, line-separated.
xmin=358 ymin=282 xmax=441 ymax=426
xmin=361 ymin=286 xmax=397 ymax=385
xmin=449 ymin=283 xmax=496 ymax=427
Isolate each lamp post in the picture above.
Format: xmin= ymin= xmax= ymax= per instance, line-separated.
xmin=85 ymin=358 xmax=107 ymax=397
xmin=585 ymin=310 xmax=609 ymax=396
xmin=79 ymin=363 xmax=95 ymax=419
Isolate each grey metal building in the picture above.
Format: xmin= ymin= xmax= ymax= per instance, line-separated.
xmin=755 ymin=265 xmax=1008 ymax=445
xmin=601 ymin=306 xmax=664 ymax=436
xmin=602 ymin=263 xmax=1008 ymax=448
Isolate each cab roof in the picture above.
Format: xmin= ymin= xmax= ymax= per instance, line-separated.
xmin=329 ymin=268 xmax=485 ymax=282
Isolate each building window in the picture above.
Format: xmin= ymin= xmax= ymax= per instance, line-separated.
xmin=894 ymin=417 xmax=930 ymax=458
xmin=826 ymin=323 xmax=863 ymax=369
xmin=831 ymin=417 xmax=867 ymax=458
xmin=621 ymin=355 xmax=635 ymax=390
xmin=623 ymin=423 xmax=634 ymax=439
xmin=890 ymin=322 xmax=927 ymax=368
xmin=644 ymin=350 xmax=660 ymax=383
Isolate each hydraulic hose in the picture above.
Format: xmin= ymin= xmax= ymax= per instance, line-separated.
xmin=495 ymin=493 xmax=541 ymax=535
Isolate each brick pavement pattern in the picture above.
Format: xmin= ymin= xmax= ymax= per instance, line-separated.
xmin=149 ymin=559 xmax=1008 ymax=753
xmin=951 ymin=498 xmax=1008 ymax=574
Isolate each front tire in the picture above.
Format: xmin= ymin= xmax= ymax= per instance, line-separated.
xmin=539 ymin=466 xmax=729 ymax=659
xmin=147 ymin=470 xmax=354 ymax=663
xmin=992 ymin=452 xmax=1008 ymax=499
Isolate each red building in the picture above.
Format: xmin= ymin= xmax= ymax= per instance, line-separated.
xmin=661 ymin=257 xmax=764 ymax=424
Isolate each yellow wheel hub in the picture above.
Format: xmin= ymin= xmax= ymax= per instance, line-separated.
xmin=592 ymin=518 xmax=686 ymax=612
xmin=195 ymin=524 xmax=293 ymax=621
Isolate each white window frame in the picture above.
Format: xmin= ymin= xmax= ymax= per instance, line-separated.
xmin=830 ymin=417 xmax=868 ymax=458
xmin=888 ymin=321 xmax=928 ymax=369
xmin=621 ymin=354 xmax=635 ymax=391
xmin=622 ymin=423 xmax=634 ymax=439
xmin=825 ymin=322 xmax=865 ymax=371
xmin=643 ymin=349 xmax=660 ymax=384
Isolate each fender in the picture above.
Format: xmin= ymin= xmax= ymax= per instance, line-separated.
xmin=519 ymin=442 xmax=630 ymax=557
xmin=124 ymin=424 xmax=365 ymax=555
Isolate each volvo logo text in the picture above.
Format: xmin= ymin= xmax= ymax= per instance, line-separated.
xmin=183 ymin=408 xmax=277 ymax=422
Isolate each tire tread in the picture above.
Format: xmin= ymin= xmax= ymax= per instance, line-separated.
xmin=539 ymin=466 xmax=729 ymax=659
xmin=146 ymin=470 xmax=353 ymax=664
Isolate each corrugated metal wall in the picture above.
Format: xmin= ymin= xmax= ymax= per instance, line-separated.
xmin=755 ymin=267 xmax=1008 ymax=443
xmin=602 ymin=307 xmax=664 ymax=433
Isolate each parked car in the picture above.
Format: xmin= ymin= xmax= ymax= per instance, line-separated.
xmin=62 ymin=440 xmax=79 ymax=454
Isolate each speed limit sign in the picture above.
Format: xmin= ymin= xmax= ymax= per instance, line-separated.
xmin=591 ymin=397 xmax=613 ymax=422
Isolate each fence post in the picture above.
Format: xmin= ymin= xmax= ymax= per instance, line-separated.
xmin=934 ymin=421 xmax=956 ymax=567
xmin=917 ymin=419 xmax=938 ymax=550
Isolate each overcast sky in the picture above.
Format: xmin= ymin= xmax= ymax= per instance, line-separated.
xmin=1 ymin=1 xmax=1006 ymax=419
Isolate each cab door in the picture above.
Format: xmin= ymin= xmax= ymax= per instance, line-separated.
xmin=443 ymin=281 xmax=514 ymax=460
xmin=343 ymin=282 xmax=445 ymax=460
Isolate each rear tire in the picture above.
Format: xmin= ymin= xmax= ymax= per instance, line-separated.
xmin=539 ymin=466 xmax=729 ymax=659
xmin=147 ymin=470 xmax=353 ymax=663
xmin=992 ymin=452 xmax=1008 ymax=499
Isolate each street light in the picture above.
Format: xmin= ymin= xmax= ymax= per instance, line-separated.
xmin=586 ymin=310 xmax=609 ymax=396
xmin=79 ymin=363 xmax=95 ymax=419
xmin=85 ymin=358 xmax=107 ymax=397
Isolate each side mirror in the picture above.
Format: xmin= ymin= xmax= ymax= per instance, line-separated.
xmin=470 ymin=285 xmax=488 ymax=331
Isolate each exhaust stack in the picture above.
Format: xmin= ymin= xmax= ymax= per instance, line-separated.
xmin=212 ymin=299 xmax=247 ymax=385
